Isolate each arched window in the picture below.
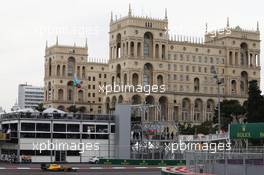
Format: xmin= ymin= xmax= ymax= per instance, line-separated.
xmin=62 ymin=65 xmax=66 ymax=76
xmin=159 ymin=96 xmax=168 ymax=121
xmin=231 ymin=80 xmax=237 ymax=94
xmin=162 ymin=44 xmax=166 ymax=59
xmin=118 ymin=95 xmax=123 ymax=103
xmin=116 ymin=64 xmax=121 ymax=85
xmin=182 ymin=98 xmax=191 ymax=121
xmin=124 ymin=74 xmax=127 ymax=85
xmin=68 ymin=89 xmax=73 ymax=101
xmin=57 ymin=65 xmax=60 ymax=76
xmin=105 ymin=97 xmax=110 ymax=114
xmin=240 ymin=43 xmax=248 ymax=66
xmin=78 ymin=90 xmax=84 ymax=102
xmin=194 ymin=78 xmax=200 ymax=92
xmin=155 ymin=44 xmax=159 ymax=58
xmin=235 ymin=52 xmax=238 ymax=65
xmin=111 ymin=76 xmax=115 ymax=89
xmin=143 ymin=63 xmax=153 ymax=86
xmin=144 ymin=32 xmax=153 ymax=57
xmin=250 ymin=53 xmax=253 ymax=67
xmin=157 ymin=75 xmax=163 ymax=87
xmin=77 ymin=66 xmax=81 ymax=78
xmin=58 ymin=89 xmax=64 ymax=101
xmin=130 ymin=42 xmax=134 ymax=56
xmin=132 ymin=73 xmax=139 ymax=86
xmin=68 ymin=57 xmax=75 ymax=77
xmin=206 ymin=99 xmax=215 ymax=121
xmin=145 ymin=95 xmax=155 ymax=121
xmin=82 ymin=66 xmax=86 ymax=79
xmin=123 ymin=43 xmax=126 ymax=57
xmin=131 ymin=95 xmax=141 ymax=105
xmin=194 ymin=99 xmax=203 ymax=122
xmin=111 ymin=96 xmax=117 ymax=109
xmin=229 ymin=51 xmax=233 ymax=65
xmin=116 ymin=33 xmax=121 ymax=58
xmin=67 ymin=81 xmax=74 ymax=101
xmin=137 ymin=42 xmax=141 ymax=57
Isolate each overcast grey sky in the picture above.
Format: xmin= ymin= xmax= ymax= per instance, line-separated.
xmin=0 ymin=0 xmax=263 ymax=110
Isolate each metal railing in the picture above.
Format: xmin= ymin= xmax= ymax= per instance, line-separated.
xmin=0 ymin=113 xmax=115 ymax=122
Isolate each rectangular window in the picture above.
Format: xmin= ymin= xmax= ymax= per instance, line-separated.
xmin=53 ymin=124 xmax=66 ymax=132
xmin=21 ymin=123 xmax=35 ymax=131
xmin=36 ymin=123 xmax=50 ymax=132
xmin=96 ymin=125 xmax=108 ymax=133
xmin=83 ymin=124 xmax=95 ymax=132
xmin=67 ymin=124 xmax=79 ymax=132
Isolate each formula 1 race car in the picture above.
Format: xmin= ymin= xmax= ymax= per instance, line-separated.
xmin=41 ymin=163 xmax=77 ymax=172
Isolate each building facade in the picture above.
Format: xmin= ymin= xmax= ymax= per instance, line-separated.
xmin=44 ymin=42 xmax=109 ymax=114
xmin=44 ymin=7 xmax=260 ymax=124
xmin=18 ymin=84 xmax=44 ymax=109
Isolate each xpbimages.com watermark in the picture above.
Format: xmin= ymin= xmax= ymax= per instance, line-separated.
xmin=99 ymin=83 xmax=166 ymax=95
xmin=33 ymin=141 xmax=100 ymax=154
xmin=134 ymin=140 xmax=231 ymax=154
xmin=164 ymin=140 xmax=231 ymax=153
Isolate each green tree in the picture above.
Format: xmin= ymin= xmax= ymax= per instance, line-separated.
xmin=67 ymin=105 xmax=78 ymax=113
xmin=195 ymin=121 xmax=216 ymax=135
xmin=35 ymin=103 xmax=45 ymax=112
xmin=78 ymin=106 xmax=87 ymax=113
xmin=214 ymin=100 xmax=245 ymax=131
xmin=246 ymin=80 xmax=264 ymax=122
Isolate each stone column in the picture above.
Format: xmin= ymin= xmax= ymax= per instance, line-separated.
xmin=159 ymin=44 xmax=162 ymax=59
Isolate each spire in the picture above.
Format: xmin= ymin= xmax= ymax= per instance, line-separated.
xmin=205 ymin=22 xmax=208 ymax=33
xmin=56 ymin=35 xmax=58 ymax=45
xmin=45 ymin=40 xmax=48 ymax=49
xmin=227 ymin=17 xmax=230 ymax=27
xmin=128 ymin=3 xmax=132 ymax=16
xmin=85 ymin=38 xmax=88 ymax=48
xmin=110 ymin=11 xmax=113 ymax=23
xmin=74 ymin=42 xmax=76 ymax=47
xmin=165 ymin=8 xmax=167 ymax=20
xmin=257 ymin=21 xmax=259 ymax=31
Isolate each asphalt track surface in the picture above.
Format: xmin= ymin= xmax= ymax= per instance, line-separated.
xmin=0 ymin=169 xmax=161 ymax=175
xmin=0 ymin=164 xmax=162 ymax=175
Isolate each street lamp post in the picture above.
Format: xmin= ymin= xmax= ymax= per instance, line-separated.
xmin=211 ymin=66 xmax=223 ymax=133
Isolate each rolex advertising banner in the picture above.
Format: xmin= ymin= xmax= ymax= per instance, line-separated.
xmin=230 ymin=123 xmax=264 ymax=139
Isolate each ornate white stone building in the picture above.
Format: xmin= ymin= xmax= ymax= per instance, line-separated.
xmin=44 ymin=6 xmax=260 ymax=124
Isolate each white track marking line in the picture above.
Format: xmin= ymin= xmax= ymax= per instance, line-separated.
xmin=17 ymin=167 xmax=31 ymax=169
xmin=89 ymin=167 xmax=103 ymax=169
xmin=112 ymin=167 xmax=126 ymax=169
